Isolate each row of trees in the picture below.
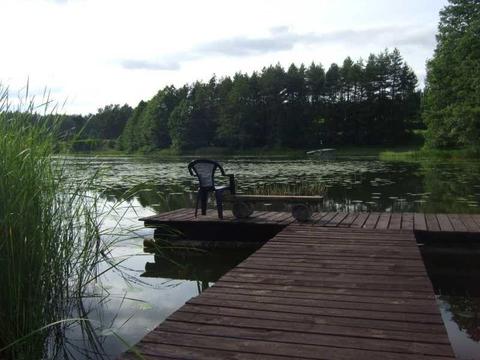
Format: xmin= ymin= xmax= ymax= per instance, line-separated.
xmin=53 ymin=49 xmax=420 ymax=152
xmin=115 ymin=48 xmax=420 ymax=152
xmin=423 ymin=0 xmax=480 ymax=150
xmin=56 ymin=104 xmax=133 ymax=151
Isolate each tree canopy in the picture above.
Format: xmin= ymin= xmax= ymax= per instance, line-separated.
xmin=119 ymin=48 xmax=419 ymax=152
xmin=423 ymin=0 xmax=480 ymax=149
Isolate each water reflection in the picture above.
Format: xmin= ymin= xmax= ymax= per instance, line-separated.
xmin=66 ymin=156 xmax=480 ymax=214
xmin=142 ymin=248 xmax=254 ymax=293
xmin=421 ymin=239 xmax=480 ymax=360
xmin=57 ymin=155 xmax=480 ymax=359
xmin=438 ymin=297 xmax=480 ymax=360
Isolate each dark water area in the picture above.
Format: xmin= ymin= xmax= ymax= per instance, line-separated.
xmin=420 ymin=237 xmax=480 ymax=360
xmin=66 ymin=156 xmax=480 ymax=214
xmin=60 ymin=155 xmax=480 ymax=359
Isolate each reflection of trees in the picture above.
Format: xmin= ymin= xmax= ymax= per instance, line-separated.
xmin=99 ymin=183 xmax=195 ymax=212
xmin=421 ymin=160 xmax=480 ymax=213
xmin=141 ymin=247 xmax=253 ymax=293
xmin=442 ymin=296 xmax=480 ymax=342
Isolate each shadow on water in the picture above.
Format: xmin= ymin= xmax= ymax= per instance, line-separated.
xmin=419 ymin=232 xmax=480 ymax=360
xmin=141 ymin=247 xmax=255 ymax=292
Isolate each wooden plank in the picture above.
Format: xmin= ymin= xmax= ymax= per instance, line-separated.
xmin=274 ymin=212 xmax=295 ymax=225
xmin=414 ymin=213 xmax=427 ymax=231
xmin=324 ymin=212 xmax=349 ymax=227
xmin=125 ymin=215 xmax=455 ymax=360
xmin=350 ymin=212 xmax=369 ymax=228
xmin=436 ymin=214 xmax=454 ymax=232
xmin=337 ymin=212 xmax=359 ymax=227
xmin=224 ymin=194 xmax=323 ymax=202
xmin=160 ymin=320 xmax=452 ymax=356
xmin=461 ymin=214 xmax=480 ymax=232
xmin=315 ymin=212 xmax=337 ymax=226
xmin=362 ymin=212 xmax=380 ymax=229
xmin=171 ymin=310 xmax=450 ymax=344
xmin=212 ymin=282 xmax=435 ymax=306
xmin=401 ymin=213 xmax=414 ymax=230
xmin=447 ymin=213 xmax=468 ymax=232
xmin=181 ymin=302 xmax=447 ymax=334
xmin=203 ymin=287 xmax=439 ymax=314
xmin=472 ymin=214 xmax=480 ymax=228
xmin=388 ymin=213 xmax=402 ymax=230
xmin=425 ymin=214 xmax=440 ymax=231
xmin=375 ymin=212 xmax=391 ymax=230
xmin=141 ymin=330 xmax=453 ymax=360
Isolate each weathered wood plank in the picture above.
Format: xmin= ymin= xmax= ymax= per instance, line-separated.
xmin=324 ymin=212 xmax=349 ymax=227
xmin=363 ymin=213 xmax=380 ymax=229
xmin=401 ymin=213 xmax=414 ymax=230
xmin=141 ymin=330 xmax=453 ymax=360
xmin=127 ymin=211 xmax=457 ymax=360
xmin=171 ymin=310 xmax=450 ymax=344
xmin=414 ymin=213 xmax=427 ymax=231
xmin=461 ymin=214 xmax=480 ymax=232
xmin=350 ymin=212 xmax=369 ymax=228
xmin=180 ymin=302 xmax=447 ymax=334
xmin=315 ymin=212 xmax=338 ymax=226
xmin=448 ymin=213 xmax=468 ymax=232
xmin=337 ymin=212 xmax=358 ymax=227
xmin=376 ymin=212 xmax=391 ymax=230
xmin=224 ymin=194 xmax=324 ymax=202
xmin=436 ymin=214 xmax=454 ymax=232
xmin=161 ymin=320 xmax=452 ymax=356
xmin=425 ymin=214 xmax=440 ymax=231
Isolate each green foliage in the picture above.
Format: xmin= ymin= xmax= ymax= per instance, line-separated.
xmin=168 ymin=99 xmax=194 ymax=151
xmin=57 ymin=49 xmax=420 ymax=154
xmin=0 ymin=88 xmax=110 ymax=358
xmin=423 ymin=0 xmax=480 ymax=149
xmin=119 ymin=100 xmax=147 ymax=151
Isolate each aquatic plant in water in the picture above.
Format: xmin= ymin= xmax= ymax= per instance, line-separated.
xmin=0 ymin=86 xmax=119 ymax=359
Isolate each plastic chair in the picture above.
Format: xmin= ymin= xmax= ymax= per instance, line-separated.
xmin=188 ymin=159 xmax=235 ymax=219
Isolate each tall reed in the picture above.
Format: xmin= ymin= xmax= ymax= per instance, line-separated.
xmin=0 ymin=86 xmax=108 ymax=359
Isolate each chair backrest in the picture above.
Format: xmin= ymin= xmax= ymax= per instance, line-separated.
xmin=188 ymin=159 xmax=224 ymax=188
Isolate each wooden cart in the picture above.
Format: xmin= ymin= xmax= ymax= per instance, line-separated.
xmin=223 ymin=194 xmax=323 ymax=222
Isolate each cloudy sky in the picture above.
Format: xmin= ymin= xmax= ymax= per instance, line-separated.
xmin=1 ymin=0 xmax=448 ymax=114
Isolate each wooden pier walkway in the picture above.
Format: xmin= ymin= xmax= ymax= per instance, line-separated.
xmin=116 ymin=209 xmax=477 ymax=359
xmin=142 ymin=208 xmax=480 ymax=233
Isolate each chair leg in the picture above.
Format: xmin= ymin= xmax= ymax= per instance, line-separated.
xmin=215 ymin=190 xmax=224 ymax=219
xmin=195 ymin=189 xmax=201 ymax=217
xmin=200 ymin=190 xmax=208 ymax=215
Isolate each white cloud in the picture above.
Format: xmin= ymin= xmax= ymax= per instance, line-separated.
xmin=0 ymin=0 xmax=448 ymax=114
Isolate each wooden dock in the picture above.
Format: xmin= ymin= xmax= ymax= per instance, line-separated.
xmin=142 ymin=208 xmax=480 ymax=233
xmin=118 ymin=209 xmax=480 ymax=359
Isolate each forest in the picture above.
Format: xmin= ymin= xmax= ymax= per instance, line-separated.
xmin=49 ymin=0 xmax=480 ymax=154
xmin=56 ymin=48 xmax=421 ymax=152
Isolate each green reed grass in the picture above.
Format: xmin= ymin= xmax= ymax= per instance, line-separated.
xmin=249 ymin=182 xmax=326 ymax=196
xmin=0 ymin=86 xmax=113 ymax=359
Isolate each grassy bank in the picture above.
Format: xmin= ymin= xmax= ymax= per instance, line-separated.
xmin=68 ymin=145 xmax=425 ymax=159
xmin=0 ymin=89 xmax=111 ymax=359
xmin=379 ymin=147 xmax=480 ymax=161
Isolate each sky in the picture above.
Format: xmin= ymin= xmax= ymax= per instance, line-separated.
xmin=1 ymin=0 xmax=448 ymax=114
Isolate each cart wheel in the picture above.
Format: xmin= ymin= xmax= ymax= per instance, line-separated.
xmin=292 ymin=204 xmax=312 ymax=222
xmin=232 ymin=201 xmax=254 ymax=218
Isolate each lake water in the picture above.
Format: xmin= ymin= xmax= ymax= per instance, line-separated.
xmin=63 ymin=155 xmax=480 ymax=359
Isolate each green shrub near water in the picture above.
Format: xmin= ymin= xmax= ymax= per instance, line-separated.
xmin=0 ymin=89 xmax=109 ymax=359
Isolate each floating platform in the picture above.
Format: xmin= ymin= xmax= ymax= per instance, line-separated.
xmin=118 ymin=209 xmax=480 ymax=359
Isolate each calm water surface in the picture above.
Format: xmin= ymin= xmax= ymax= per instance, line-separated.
xmin=63 ymin=155 xmax=480 ymax=359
